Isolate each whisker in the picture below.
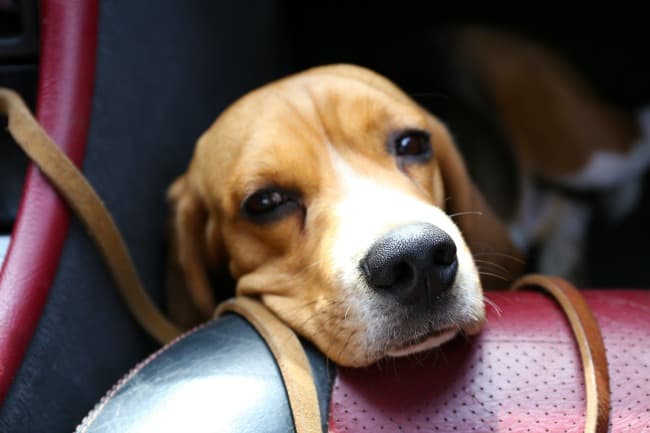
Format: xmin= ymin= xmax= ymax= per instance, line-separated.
xmin=448 ymin=210 xmax=483 ymax=219
xmin=478 ymin=271 xmax=511 ymax=282
xmin=483 ymin=295 xmax=503 ymax=317
xmin=344 ymin=305 xmax=351 ymax=322
xmin=473 ymin=251 xmax=526 ymax=264
xmin=473 ymin=259 xmax=512 ymax=279
xmin=476 ymin=265 xmax=508 ymax=276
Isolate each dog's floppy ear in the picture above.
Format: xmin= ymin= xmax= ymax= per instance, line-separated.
xmin=165 ymin=175 xmax=221 ymax=328
xmin=436 ymin=135 xmax=525 ymax=289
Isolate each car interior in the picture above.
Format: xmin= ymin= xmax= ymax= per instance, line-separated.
xmin=1 ymin=2 xmax=649 ymax=432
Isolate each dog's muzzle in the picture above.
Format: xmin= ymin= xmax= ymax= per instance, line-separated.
xmin=360 ymin=223 xmax=458 ymax=306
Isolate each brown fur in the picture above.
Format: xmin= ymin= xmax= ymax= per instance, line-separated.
xmin=166 ymin=64 xmax=523 ymax=365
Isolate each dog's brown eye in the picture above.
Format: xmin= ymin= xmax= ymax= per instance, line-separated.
xmin=242 ymin=187 xmax=301 ymax=222
xmin=246 ymin=190 xmax=286 ymax=214
xmin=392 ymin=130 xmax=432 ymax=159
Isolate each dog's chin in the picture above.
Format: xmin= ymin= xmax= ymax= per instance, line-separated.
xmin=381 ymin=305 xmax=486 ymax=359
xmin=387 ymin=326 xmax=460 ymax=358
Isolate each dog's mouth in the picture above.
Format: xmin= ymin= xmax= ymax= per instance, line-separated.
xmin=386 ymin=326 xmax=459 ymax=358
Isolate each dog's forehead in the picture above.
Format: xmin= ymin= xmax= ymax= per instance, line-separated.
xmin=192 ymin=65 xmax=439 ymax=202
xmin=226 ymin=71 xmax=426 ymax=152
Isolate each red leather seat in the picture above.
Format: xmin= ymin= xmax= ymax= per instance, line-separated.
xmin=330 ymin=290 xmax=650 ymax=432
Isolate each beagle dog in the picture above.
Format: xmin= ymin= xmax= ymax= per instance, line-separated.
xmin=166 ymin=64 xmax=523 ymax=367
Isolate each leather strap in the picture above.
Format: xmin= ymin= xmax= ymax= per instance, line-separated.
xmin=512 ymin=274 xmax=610 ymax=433
xmin=216 ymin=298 xmax=322 ymax=433
xmin=0 ymin=88 xmax=181 ymax=344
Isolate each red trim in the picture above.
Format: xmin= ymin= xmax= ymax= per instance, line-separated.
xmin=0 ymin=0 xmax=98 ymax=404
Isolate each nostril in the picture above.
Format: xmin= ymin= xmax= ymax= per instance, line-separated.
xmin=390 ymin=261 xmax=414 ymax=288
xmin=361 ymin=258 xmax=415 ymax=290
xmin=433 ymin=240 xmax=457 ymax=267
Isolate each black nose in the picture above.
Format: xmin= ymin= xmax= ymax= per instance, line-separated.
xmin=360 ymin=223 xmax=458 ymax=306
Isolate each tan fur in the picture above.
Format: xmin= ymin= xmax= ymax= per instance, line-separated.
xmin=166 ymin=64 xmax=523 ymax=366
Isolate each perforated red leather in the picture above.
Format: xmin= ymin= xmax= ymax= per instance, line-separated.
xmin=329 ymin=291 xmax=649 ymax=432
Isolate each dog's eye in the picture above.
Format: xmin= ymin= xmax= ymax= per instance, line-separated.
xmin=242 ymin=187 xmax=300 ymax=222
xmin=245 ymin=189 xmax=288 ymax=214
xmin=392 ymin=130 xmax=432 ymax=158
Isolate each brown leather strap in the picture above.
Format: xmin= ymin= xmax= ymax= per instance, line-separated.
xmin=511 ymin=274 xmax=610 ymax=433
xmin=0 ymin=87 xmax=181 ymax=344
xmin=215 ymin=297 xmax=323 ymax=433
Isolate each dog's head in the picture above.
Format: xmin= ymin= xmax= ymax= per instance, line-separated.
xmin=167 ymin=64 xmax=522 ymax=367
